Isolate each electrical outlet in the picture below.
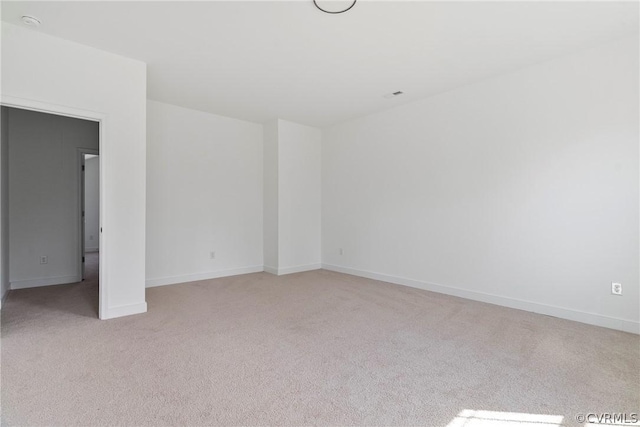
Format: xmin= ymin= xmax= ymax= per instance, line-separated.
xmin=40 ymin=256 xmax=48 ymax=265
xmin=339 ymin=248 xmax=344 ymax=255
xmin=611 ymin=282 xmax=622 ymax=296
xmin=210 ymin=251 xmax=216 ymax=260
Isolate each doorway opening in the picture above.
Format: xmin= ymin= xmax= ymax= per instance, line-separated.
xmin=81 ymin=151 xmax=100 ymax=283
xmin=1 ymin=106 xmax=101 ymax=317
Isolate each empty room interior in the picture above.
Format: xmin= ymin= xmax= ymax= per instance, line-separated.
xmin=0 ymin=1 xmax=638 ymax=426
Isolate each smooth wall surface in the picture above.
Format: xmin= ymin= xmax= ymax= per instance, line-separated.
xmin=146 ymin=100 xmax=263 ymax=286
xmin=322 ymin=36 xmax=639 ymax=332
xmin=2 ymin=23 xmax=147 ymax=318
xmin=277 ymin=120 xmax=321 ymax=273
xmin=84 ymin=156 xmax=100 ymax=252
xmin=263 ymin=120 xmax=279 ymax=271
xmin=7 ymin=108 xmax=98 ymax=289
xmin=0 ymin=107 xmax=9 ymax=305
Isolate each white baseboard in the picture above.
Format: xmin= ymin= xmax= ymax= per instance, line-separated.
xmin=264 ymin=263 xmax=321 ymax=276
xmin=322 ymin=263 xmax=640 ymax=335
xmin=264 ymin=265 xmax=278 ymax=275
xmin=146 ymin=265 xmax=264 ymax=288
xmin=10 ymin=275 xmax=81 ymax=290
xmin=277 ymin=263 xmax=322 ymax=275
xmin=101 ymin=301 xmax=147 ymax=319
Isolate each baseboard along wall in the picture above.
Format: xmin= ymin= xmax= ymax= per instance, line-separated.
xmin=322 ymin=263 xmax=639 ymax=335
xmin=10 ymin=275 xmax=82 ymax=290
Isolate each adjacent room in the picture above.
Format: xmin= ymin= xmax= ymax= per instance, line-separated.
xmin=1 ymin=107 xmax=100 ymax=315
xmin=1 ymin=1 xmax=638 ymax=426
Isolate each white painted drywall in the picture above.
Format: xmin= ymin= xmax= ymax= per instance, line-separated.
xmin=262 ymin=119 xmax=322 ymax=275
xmin=145 ymin=100 xmax=263 ymax=287
xmin=84 ymin=156 xmax=100 ymax=252
xmin=322 ymin=36 xmax=639 ymax=333
xmin=0 ymin=107 xmax=9 ymax=306
xmin=277 ymin=120 xmax=321 ymax=273
xmin=7 ymin=108 xmax=98 ymax=289
xmin=1 ymin=23 xmax=147 ymax=318
xmin=263 ymin=120 xmax=279 ymax=272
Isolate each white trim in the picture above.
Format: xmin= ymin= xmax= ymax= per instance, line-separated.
xmin=0 ymin=96 xmax=105 ymax=122
xmin=1 ymin=95 xmax=110 ymax=320
xmin=264 ymin=265 xmax=279 ymax=275
xmin=102 ymin=302 xmax=147 ymax=319
xmin=263 ymin=264 xmax=321 ymax=275
xmin=146 ymin=265 xmax=264 ymax=288
xmin=275 ymin=263 xmax=322 ymax=275
xmin=322 ymin=263 xmax=640 ymax=335
xmin=11 ymin=275 xmax=81 ymax=290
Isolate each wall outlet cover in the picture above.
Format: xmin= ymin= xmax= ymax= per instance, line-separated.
xmin=611 ymin=282 xmax=622 ymax=295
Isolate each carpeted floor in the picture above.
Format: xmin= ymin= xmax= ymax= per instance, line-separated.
xmin=1 ymin=255 xmax=638 ymax=426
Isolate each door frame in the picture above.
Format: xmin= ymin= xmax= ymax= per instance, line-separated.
xmin=78 ymin=149 xmax=99 ymax=281
xmin=1 ymin=95 xmax=109 ymax=319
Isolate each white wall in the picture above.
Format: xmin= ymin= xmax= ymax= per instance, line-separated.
xmin=277 ymin=120 xmax=321 ymax=273
xmin=84 ymin=156 xmax=100 ymax=252
xmin=0 ymin=107 xmax=9 ymax=306
xmin=146 ymin=100 xmax=263 ymax=287
xmin=7 ymin=108 xmax=98 ymax=289
xmin=263 ymin=120 xmax=279 ymax=271
xmin=262 ymin=119 xmax=322 ymax=275
xmin=1 ymin=23 xmax=147 ymax=318
xmin=322 ymin=36 xmax=639 ymax=333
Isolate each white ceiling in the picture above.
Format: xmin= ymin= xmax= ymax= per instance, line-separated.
xmin=2 ymin=1 xmax=638 ymax=127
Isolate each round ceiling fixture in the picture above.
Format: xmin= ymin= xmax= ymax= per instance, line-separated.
xmin=21 ymin=15 xmax=41 ymax=26
xmin=313 ymin=0 xmax=357 ymax=14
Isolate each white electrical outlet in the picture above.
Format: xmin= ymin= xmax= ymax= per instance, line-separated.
xmin=210 ymin=251 xmax=216 ymax=260
xmin=40 ymin=256 xmax=48 ymax=265
xmin=611 ymin=282 xmax=622 ymax=296
xmin=339 ymin=248 xmax=343 ymax=255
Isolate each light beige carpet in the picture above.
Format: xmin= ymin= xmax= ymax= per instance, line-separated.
xmin=1 ymin=256 xmax=638 ymax=426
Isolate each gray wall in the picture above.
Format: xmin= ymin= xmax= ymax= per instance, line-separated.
xmin=7 ymin=108 xmax=98 ymax=289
